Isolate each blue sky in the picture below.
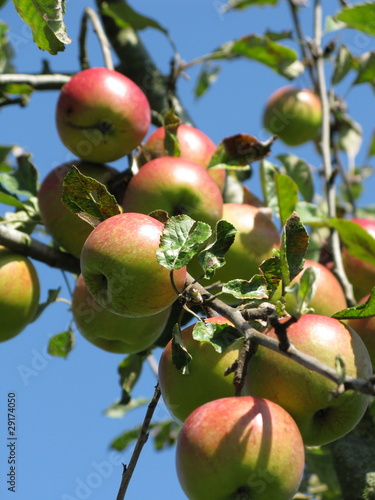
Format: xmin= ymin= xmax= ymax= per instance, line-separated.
xmin=0 ymin=1 xmax=374 ymax=499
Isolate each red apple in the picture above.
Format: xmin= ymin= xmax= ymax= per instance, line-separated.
xmin=38 ymin=160 xmax=119 ymax=258
xmin=341 ymin=218 xmax=375 ymax=301
xmin=56 ymin=67 xmax=151 ymax=163
xmin=263 ymin=86 xmax=322 ymax=146
xmin=272 ymin=259 xmax=348 ymax=317
xmin=245 ymin=314 xmax=372 ymax=446
xmin=158 ymin=316 xmax=243 ymax=423
xmin=176 ymin=396 xmax=305 ymax=500
xmin=0 ymin=246 xmax=40 ymax=342
xmin=72 ymin=274 xmax=170 ymax=354
xmin=347 ymin=294 xmax=375 ymax=370
xmin=141 ymin=124 xmax=225 ymax=190
xmin=122 ymin=157 xmax=223 ymax=228
xmin=80 ymin=212 xmax=186 ymax=317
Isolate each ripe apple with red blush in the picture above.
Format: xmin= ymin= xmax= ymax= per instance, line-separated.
xmin=56 ymin=67 xmax=151 ymax=163
xmin=245 ymin=314 xmax=372 ymax=446
xmin=176 ymin=396 xmax=305 ymax=500
xmin=38 ymin=160 xmax=119 ymax=258
xmin=80 ymin=212 xmax=186 ymax=318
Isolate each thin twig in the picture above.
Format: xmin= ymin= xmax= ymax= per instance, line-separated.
xmin=79 ymin=7 xmax=114 ymax=70
xmin=116 ymin=384 xmax=161 ymax=500
xmin=0 ymin=73 xmax=70 ymax=89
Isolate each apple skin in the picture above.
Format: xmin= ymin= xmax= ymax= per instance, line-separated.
xmin=56 ymin=67 xmax=151 ymax=163
xmin=341 ymin=218 xmax=375 ymax=301
xmin=72 ymin=274 xmax=170 ymax=354
xmin=272 ymin=259 xmax=348 ymax=317
xmin=347 ymin=294 xmax=375 ymax=370
xmin=263 ymin=86 xmax=322 ymax=146
xmin=122 ymin=157 xmax=223 ymax=228
xmin=158 ymin=316 xmax=243 ymax=423
xmin=245 ymin=314 xmax=372 ymax=446
xmin=141 ymin=124 xmax=226 ymax=191
xmin=176 ymin=396 xmax=305 ymax=500
xmin=38 ymin=160 xmax=119 ymax=258
xmin=80 ymin=212 xmax=186 ymax=317
xmin=0 ymin=247 xmax=40 ymax=342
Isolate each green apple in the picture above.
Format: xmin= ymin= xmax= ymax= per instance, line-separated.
xmin=192 ymin=202 xmax=280 ymax=287
xmin=0 ymin=246 xmax=40 ymax=342
xmin=176 ymin=396 xmax=305 ymax=500
xmin=141 ymin=124 xmax=226 ymax=191
xmin=341 ymin=218 xmax=375 ymax=301
xmin=72 ymin=274 xmax=170 ymax=354
xmin=347 ymin=294 xmax=375 ymax=370
xmin=245 ymin=314 xmax=372 ymax=446
xmin=122 ymin=156 xmax=223 ymax=227
xmin=263 ymin=86 xmax=322 ymax=146
xmin=38 ymin=160 xmax=119 ymax=258
xmin=158 ymin=316 xmax=243 ymax=423
xmin=56 ymin=67 xmax=151 ymax=163
xmin=80 ymin=212 xmax=186 ymax=317
xmin=272 ymin=259 xmax=348 ymax=317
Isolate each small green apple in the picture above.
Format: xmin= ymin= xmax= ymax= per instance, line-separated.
xmin=158 ymin=316 xmax=243 ymax=423
xmin=0 ymin=246 xmax=40 ymax=342
xmin=176 ymin=396 xmax=305 ymax=500
xmin=263 ymin=86 xmax=322 ymax=146
xmin=80 ymin=212 xmax=186 ymax=317
xmin=245 ymin=314 xmax=372 ymax=446
xmin=56 ymin=67 xmax=151 ymax=163
xmin=72 ymin=274 xmax=170 ymax=354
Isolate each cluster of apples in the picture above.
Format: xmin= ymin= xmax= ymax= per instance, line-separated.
xmin=31 ymin=67 xmax=375 ymax=499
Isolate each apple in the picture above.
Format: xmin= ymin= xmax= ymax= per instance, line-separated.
xmin=245 ymin=314 xmax=372 ymax=446
xmin=193 ymin=202 xmax=280 ymax=287
xmin=0 ymin=246 xmax=40 ymax=342
xmin=122 ymin=157 xmax=223 ymax=228
xmin=272 ymin=259 xmax=348 ymax=317
xmin=141 ymin=124 xmax=226 ymax=191
xmin=263 ymin=86 xmax=322 ymax=146
xmin=341 ymin=218 xmax=375 ymax=301
xmin=176 ymin=396 xmax=305 ymax=500
xmin=347 ymin=294 xmax=375 ymax=370
xmin=38 ymin=160 xmax=119 ymax=258
xmin=56 ymin=67 xmax=151 ymax=163
xmin=80 ymin=212 xmax=186 ymax=317
xmin=72 ymin=274 xmax=170 ymax=354
xmin=158 ymin=316 xmax=243 ymax=423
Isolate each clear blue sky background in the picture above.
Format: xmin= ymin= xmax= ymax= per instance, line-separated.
xmin=0 ymin=1 xmax=374 ymax=499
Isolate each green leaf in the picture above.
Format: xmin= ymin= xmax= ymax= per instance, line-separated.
xmin=12 ymin=0 xmax=71 ymax=54
xmin=152 ymin=420 xmax=180 ymax=451
xmin=336 ymin=114 xmax=362 ymax=158
xmin=295 ymin=201 xmax=327 ymax=226
xmin=0 ymin=189 xmax=23 ymax=208
xmin=61 ymin=166 xmax=120 ymax=225
xmin=156 ymin=215 xmax=212 ymax=271
xmin=32 ymin=287 xmax=60 ymax=323
xmin=258 ymin=252 xmax=283 ymax=297
xmin=222 ymin=274 xmax=269 ymax=300
xmin=332 ymin=45 xmax=353 ymax=85
xmin=171 ymin=323 xmax=192 ymax=373
xmin=0 ymin=146 xmax=13 ymax=164
xmin=195 ymin=63 xmax=221 ymax=98
xmin=209 ymin=134 xmax=273 ymax=169
xmin=277 ymin=154 xmax=314 ymax=202
xmin=210 ymin=34 xmax=304 ymax=79
xmin=286 ymin=266 xmax=319 ymax=317
xmin=198 ymin=219 xmax=238 ymax=279
xmin=0 ymin=153 xmax=38 ymax=197
xmin=333 ymin=288 xmax=375 ymax=319
xmin=162 ymin=109 xmax=181 ymax=157
xmin=0 ymin=21 xmax=15 ymax=74
xmin=104 ymin=397 xmax=149 ymax=419
xmin=336 ymin=3 xmax=375 ymax=36
xmin=260 ymin=160 xmax=280 ymax=216
xmin=368 ymin=130 xmax=375 ymax=157
xmin=354 ymin=51 xmax=375 ymax=85
xmin=192 ymin=320 xmax=242 ymax=353
xmin=110 ymin=426 xmax=143 ymax=452
xmin=221 ymin=0 xmax=279 ymax=13
xmin=329 ymin=218 xmax=375 ymax=267
xmin=47 ymin=329 xmax=74 ymax=359
xmin=100 ymin=1 xmax=168 ymax=35
xmin=118 ymin=353 xmax=146 ymax=405
xmin=276 ymin=173 xmax=299 ymax=227
xmin=280 ymin=212 xmax=309 ymax=288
